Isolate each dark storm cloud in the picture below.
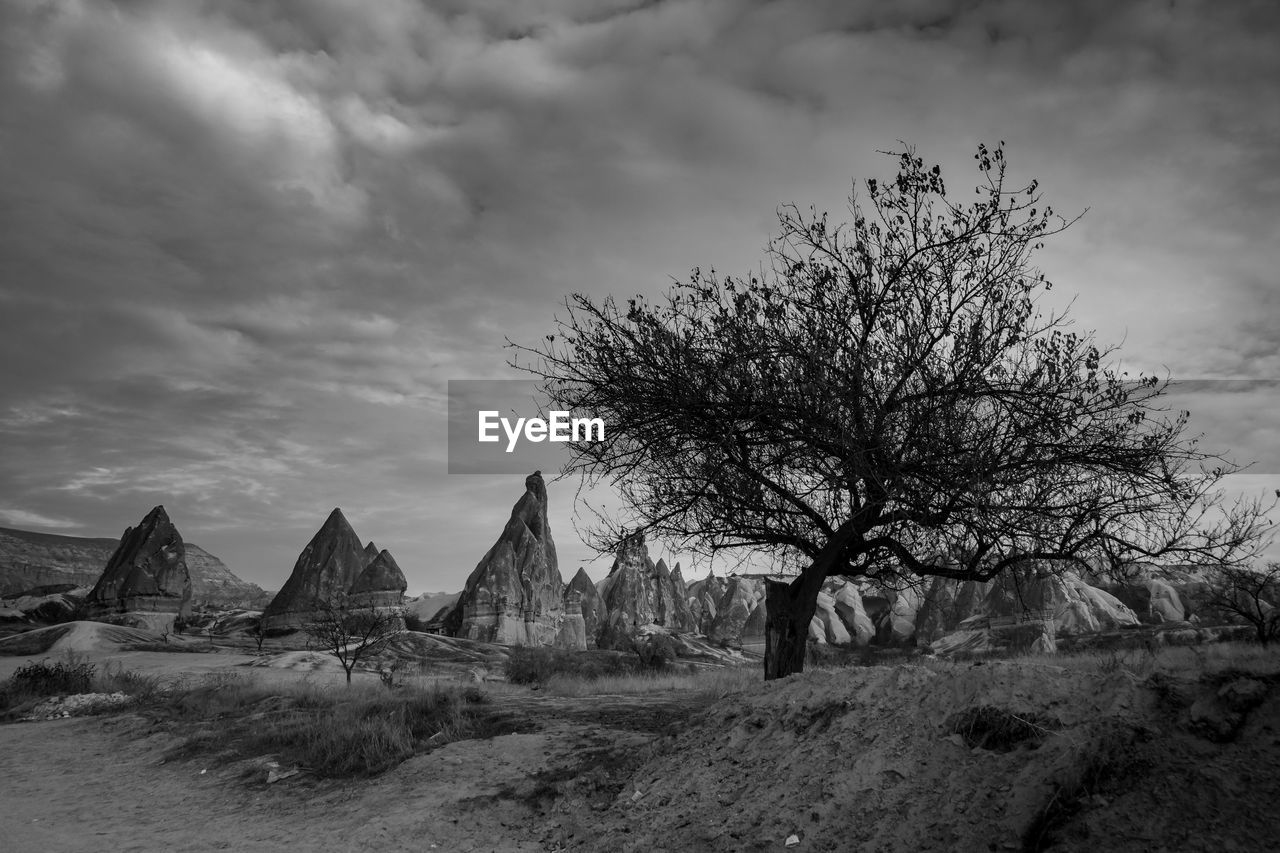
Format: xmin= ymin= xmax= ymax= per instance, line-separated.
xmin=1 ymin=0 xmax=1277 ymax=588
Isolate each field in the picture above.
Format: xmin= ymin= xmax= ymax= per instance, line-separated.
xmin=1 ymin=626 xmax=1278 ymax=852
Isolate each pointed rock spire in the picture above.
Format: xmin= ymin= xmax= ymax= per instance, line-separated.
xmin=263 ymin=508 xmax=367 ymax=630
xmin=565 ymin=567 xmax=607 ymax=648
xmin=449 ymin=471 xmax=568 ymax=646
xmin=597 ymin=531 xmax=696 ymax=650
xmin=351 ymin=549 xmax=407 ymax=596
xmin=86 ymin=505 xmax=192 ymax=631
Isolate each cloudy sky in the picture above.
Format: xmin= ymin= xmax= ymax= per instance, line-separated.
xmin=1 ymin=0 xmax=1278 ymax=594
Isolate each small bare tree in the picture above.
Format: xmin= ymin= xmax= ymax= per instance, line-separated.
xmin=249 ymin=615 xmax=268 ymax=652
xmin=304 ymin=596 xmax=404 ymax=684
xmin=1203 ymin=564 xmax=1280 ymax=646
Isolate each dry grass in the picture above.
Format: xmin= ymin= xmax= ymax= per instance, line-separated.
xmin=540 ymin=663 xmax=759 ymax=699
xmin=148 ymin=672 xmax=505 ymax=778
xmin=1049 ymin=640 xmax=1280 ymax=679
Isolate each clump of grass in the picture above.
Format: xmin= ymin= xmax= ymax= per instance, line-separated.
xmin=153 ymin=676 xmax=509 ymax=778
xmin=1 ymin=657 xmax=97 ymax=711
xmin=540 ymin=662 xmax=759 ymax=699
xmin=504 ymin=646 xmax=645 ymax=686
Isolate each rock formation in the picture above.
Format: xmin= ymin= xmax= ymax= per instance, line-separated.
xmin=916 ymin=568 xmax=1139 ymax=647
xmin=708 ymin=575 xmax=766 ymax=647
xmin=596 ymin=532 xmax=697 ymax=650
xmin=262 ymin=508 xmax=369 ymax=631
xmin=451 ymin=471 xmax=570 ymax=647
xmin=85 ymin=505 xmax=192 ymax=631
xmin=363 ymin=541 xmax=380 ymax=564
xmin=0 ymin=524 xmax=265 ymax=607
xmin=687 ymin=572 xmax=727 ymax=635
xmin=565 ymin=567 xmax=606 ymax=648
xmin=830 ymin=581 xmax=874 ymax=646
xmin=348 ymin=549 xmax=408 ymax=610
xmin=810 ymin=590 xmax=852 ymax=645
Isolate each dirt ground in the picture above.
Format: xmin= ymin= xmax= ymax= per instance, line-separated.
xmin=3 ymin=640 xmax=1279 ymax=853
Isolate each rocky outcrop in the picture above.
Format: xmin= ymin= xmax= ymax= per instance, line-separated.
xmin=0 ymin=524 xmax=265 ymax=607
xmin=262 ymin=508 xmax=369 ymax=631
xmin=452 ymin=471 xmax=570 ymax=647
xmin=85 ymin=506 xmax=192 ymax=632
xmin=830 ymin=581 xmax=874 ymax=646
xmin=348 ymin=549 xmax=408 ymax=610
xmin=687 ymin=572 xmax=727 ymax=635
xmin=810 ymin=590 xmax=852 ymax=645
xmin=363 ymin=541 xmax=380 ymax=564
xmin=708 ymin=576 xmax=766 ymax=647
xmin=929 ymin=620 xmax=1057 ymax=657
xmin=915 ymin=569 xmax=1139 ymax=644
xmin=565 ymin=567 xmax=606 ymax=648
xmin=597 ymin=532 xmax=697 ymax=650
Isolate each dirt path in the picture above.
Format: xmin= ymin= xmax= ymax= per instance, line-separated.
xmin=0 ymin=690 xmax=707 ymax=853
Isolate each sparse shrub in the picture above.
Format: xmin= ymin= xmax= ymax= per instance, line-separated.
xmin=0 ymin=656 xmax=98 ymax=715
xmin=10 ymin=658 xmax=97 ymax=695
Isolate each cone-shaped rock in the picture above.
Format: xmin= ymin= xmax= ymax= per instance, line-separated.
xmin=565 ymin=567 xmax=606 ymax=648
xmin=263 ymin=508 xmax=367 ymax=631
xmin=363 ymin=541 xmax=379 ymax=565
xmin=350 ymin=549 xmax=407 ymax=599
xmin=85 ymin=505 xmax=192 ymax=632
xmin=597 ymin=531 xmax=697 ymax=650
xmin=348 ymin=548 xmax=408 ymax=628
xmin=453 ymin=471 xmax=567 ymax=646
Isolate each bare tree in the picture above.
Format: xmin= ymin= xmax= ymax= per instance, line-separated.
xmin=304 ymin=596 xmax=404 ymax=685
xmin=249 ymin=614 xmax=268 ymax=653
xmin=515 ymin=142 xmax=1273 ymax=679
xmin=1203 ymin=564 xmax=1280 ymax=645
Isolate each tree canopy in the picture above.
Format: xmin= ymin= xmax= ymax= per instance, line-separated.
xmin=515 ymin=143 xmax=1272 ymax=677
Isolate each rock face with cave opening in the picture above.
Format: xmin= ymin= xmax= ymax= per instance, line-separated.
xmin=451 ymin=471 xmax=574 ymax=647
xmin=84 ymin=505 xmax=192 ymax=632
xmin=262 ymin=508 xmax=369 ymax=631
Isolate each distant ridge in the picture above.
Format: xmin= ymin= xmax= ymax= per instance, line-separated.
xmin=0 ymin=523 xmax=268 ymax=607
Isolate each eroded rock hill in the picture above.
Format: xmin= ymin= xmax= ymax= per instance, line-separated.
xmin=84 ymin=505 xmax=192 ymax=632
xmin=449 ymin=471 xmax=572 ymax=647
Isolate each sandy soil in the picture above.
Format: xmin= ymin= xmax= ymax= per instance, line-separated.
xmin=0 ymin=692 xmax=690 ymax=853
xmin=551 ymin=662 xmax=1280 ymax=853
xmin=3 ymin=641 xmax=1278 ymax=853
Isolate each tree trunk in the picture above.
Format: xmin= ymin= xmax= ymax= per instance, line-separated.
xmin=763 ymin=570 xmax=826 ymax=680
